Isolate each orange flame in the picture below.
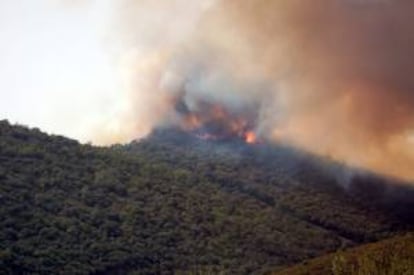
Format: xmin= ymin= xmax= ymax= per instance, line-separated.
xmin=174 ymin=98 xmax=258 ymax=143
xmin=245 ymin=131 xmax=257 ymax=144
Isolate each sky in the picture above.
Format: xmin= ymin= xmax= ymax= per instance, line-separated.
xmin=0 ymin=0 xmax=123 ymax=142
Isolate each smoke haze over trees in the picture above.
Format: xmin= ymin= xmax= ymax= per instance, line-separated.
xmin=80 ymin=0 xmax=414 ymax=181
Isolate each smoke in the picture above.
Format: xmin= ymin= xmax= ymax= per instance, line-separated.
xmin=222 ymin=0 xmax=414 ymax=181
xmin=90 ymin=0 xmax=220 ymax=143
xmin=95 ymin=0 xmax=414 ymax=181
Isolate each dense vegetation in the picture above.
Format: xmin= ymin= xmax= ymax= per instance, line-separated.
xmin=0 ymin=120 xmax=413 ymax=274
xmin=272 ymin=233 xmax=414 ymax=275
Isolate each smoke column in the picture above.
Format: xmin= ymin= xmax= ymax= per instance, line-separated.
xmin=93 ymin=0 xmax=414 ymax=181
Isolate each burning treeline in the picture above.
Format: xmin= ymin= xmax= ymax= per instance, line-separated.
xmin=96 ymin=0 xmax=414 ymax=181
xmin=173 ymin=96 xmax=259 ymax=143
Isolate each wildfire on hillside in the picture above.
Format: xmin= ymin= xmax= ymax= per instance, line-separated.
xmin=91 ymin=0 xmax=414 ymax=182
xmin=172 ymin=94 xmax=260 ymax=144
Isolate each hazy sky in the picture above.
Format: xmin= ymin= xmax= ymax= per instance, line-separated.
xmin=0 ymin=0 xmax=123 ymax=142
xmin=0 ymin=0 xmax=217 ymax=144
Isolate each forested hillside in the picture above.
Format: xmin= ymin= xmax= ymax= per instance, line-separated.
xmin=0 ymin=120 xmax=413 ymax=274
xmin=272 ymin=233 xmax=414 ymax=275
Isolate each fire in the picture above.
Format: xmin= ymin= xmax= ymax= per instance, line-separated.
xmin=173 ymin=95 xmax=259 ymax=143
xmin=183 ymin=114 xmax=202 ymax=130
xmin=245 ymin=131 xmax=257 ymax=144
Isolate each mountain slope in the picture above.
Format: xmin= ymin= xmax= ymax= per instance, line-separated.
xmin=0 ymin=120 xmax=413 ymax=274
xmin=271 ymin=233 xmax=414 ymax=275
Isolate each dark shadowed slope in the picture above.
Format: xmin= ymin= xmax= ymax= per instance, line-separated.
xmin=0 ymin=120 xmax=413 ymax=274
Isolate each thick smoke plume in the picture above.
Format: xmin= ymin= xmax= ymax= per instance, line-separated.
xmin=97 ymin=0 xmax=414 ymax=181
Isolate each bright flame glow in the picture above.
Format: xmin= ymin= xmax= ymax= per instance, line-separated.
xmin=245 ymin=131 xmax=257 ymax=144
